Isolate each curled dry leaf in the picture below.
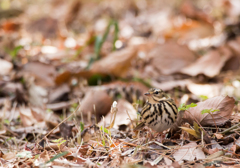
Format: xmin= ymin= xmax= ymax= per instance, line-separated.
xmin=183 ymin=95 xmax=235 ymax=126
xmin=180 ymin=47 xmax=232 ymax=77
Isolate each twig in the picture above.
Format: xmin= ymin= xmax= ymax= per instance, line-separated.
xmin=209 ymin=112 xmax=218 ymax=133
xmin=35 ymin=103 xmax=81 ymax=148
xmin=220 ymin=122 xmax=240 ymax=134
xmin=125 ymin=110 xmax=134 ymax=130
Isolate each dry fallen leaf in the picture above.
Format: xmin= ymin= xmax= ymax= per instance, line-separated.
xmin=79 ymin=90 xmax=113 ymax=120
xmin=173 ymin=142 xmax=205 ymax=163
xmin=147 ymin=42 xmax=196 ymax=75
xmin=183 ymin=95 xmax=235 ymax=126
xmin=19 ymin=107 xmax=38 ymax=127
xmin=180 ymin=0 xmax=213 ymax=24
xmin=2 ymin=152 xmax=16 ymax=160
xmin=90 ymin=47 xmax=137 ymax=78
xmin=27 ymin=17 xmax=58 ymax=39
xmin=23 ymin=62 xmax=57 ymax=87
xmin=98 ymin=99 xmax=137 ymax=129
xmin=0 ymin=59 xmax=13 ymax=76
xmin=31 ymin=107 xmax=45 ymax=122
xmin=180 ymin=47 xmax=232 ymax=77
xmin=187 ymin=82 xmax=222 ymax=98
xmin=151 ymin=79 xmax=191 ymax=91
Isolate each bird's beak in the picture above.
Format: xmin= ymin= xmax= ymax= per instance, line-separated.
xmin=144 ymin=92 xmax=150 ymax=96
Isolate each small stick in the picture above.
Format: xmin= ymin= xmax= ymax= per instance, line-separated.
xmin=35 ymin=103 xmax=81 ymax=148
xmin=125 ymin=110 xmax=134 ymax=130
xmin=220 ymin=122 xmax=240 ymax=134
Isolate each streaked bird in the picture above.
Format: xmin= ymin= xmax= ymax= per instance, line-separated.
xmin=134 ymin=88 xmax=178 ymax=140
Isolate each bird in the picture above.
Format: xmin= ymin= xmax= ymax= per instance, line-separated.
xmin=134 ymin=88 xmax=178 ymax=140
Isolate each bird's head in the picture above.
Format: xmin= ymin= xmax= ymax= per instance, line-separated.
xmin=144 ymin=88 xmax=168 ymax=103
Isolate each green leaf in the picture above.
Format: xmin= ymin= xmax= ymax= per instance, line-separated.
xmin=9 ymin=45 xmax=23 ymax=59
xmin=58 ymin=140 xmax=66 ymax=146
xmin=45 ymin=151 xmax=69 ymax=164
xmin=102 ymin=138 xmax=106 ymax=147
xmin=185 ymin=103 xmax=197 ymax=110
xmin=199 ymin=95 xmax=208 ymax=101
xmin=4 ymin=119 xmax=10 ymax=125
xmin=87 ymin=19 xmax=119 ymax=69
xmin=201 ymin=109 xmax=211 ymax=114
xmin=52 ymin=138 xmax=63 ymax=143
xmin=100 ymin=126 xmax=109 ymax=134
xmin=178 ymin=103 xmax=197 ymax=111
xmin=178 ymin=103 xmax=185 ymax=111
xmin=201 ymin=108 xmax=220 ymax=114
xmin=80 ymin=122 xmax=84 ymax=132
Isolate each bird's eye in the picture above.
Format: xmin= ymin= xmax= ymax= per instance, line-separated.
xmin=154 ymin=91 xmax=159 ymax=94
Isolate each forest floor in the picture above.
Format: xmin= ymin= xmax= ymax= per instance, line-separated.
xmin=1 ymin=0 xmax=240 ymax=167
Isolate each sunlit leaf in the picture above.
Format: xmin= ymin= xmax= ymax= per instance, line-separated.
xmin=180 ymin=127 xmax=201 ymax=139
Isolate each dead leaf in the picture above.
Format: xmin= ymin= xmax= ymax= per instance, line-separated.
xmin=48 ymin=84 xmax=70 ymax=103
xmin=2 ymin=21 xmax=20 ymax=32
xmin=79 ymin=90 xmax=113 ymax=120
xmin=98 ymin=99 xmax=137 ymax=129
xmin=90 ymin=47 xmax=137 ymax=77
xmin=45 ymin=112 xmax=60 ymax=129
xmin=27 ymin=17 xmax=58 ymax=39
xmin=42 ymin=50 xmax=76 ymax=60
xmin=214 ymin=133 xmax=223 ymax=140
xmin=28 ymin=82 xmax=48 ymax=106
xmin=173 ymin=142 xmax=205 ymax=163
xmin=164 ymin=157 xmax=172 ymax=166
xmin=183 ymin=95 xmax=235 ymax=126
xmin=187 ymin=82 xmax=222 ymax=98
xmin=46 ymin=100 xmax=77 ymax=111
xmin=31 ymin=107 xmax=44 ymax=122
xmin=206 ymin=151 xmax=224 ymax=160
xmin=0 ymin=59 xmax=13 ymax=76
xmin=151 ymin=79 xmax=191 ymax=91
xmin=180 ymin=0 xmax=213 ymax=24
xmin=2 ymin=152 xmax=16 ymax=160
xmin=19 ymin=107 xmax=38 ymax=127
xmin=180 ymin=47 xmax=232 ymax=77
xmin=164 ymin=20 xmax=214 ymax=42
xmin=23 ymin=62 xmax=57 ymax=87
xmin=59 ymin=122 xmax=74 ymax=139
xmin=147 ymin=42 xmax=196 ymax=75
xmin=203 ymin=147 xmax=219 ymax=155
xmin=180 ymin=127 xmax=201 ymax=139
xmin=227 ymin=38 xmax=240 ymax=55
